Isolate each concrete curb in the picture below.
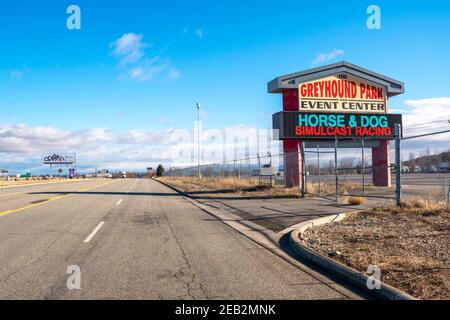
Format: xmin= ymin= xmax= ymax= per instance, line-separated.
xmin=154 ymin=178 xmax=191 ymax=197
xmin=289 ymin=214 xmax=417 ymax=300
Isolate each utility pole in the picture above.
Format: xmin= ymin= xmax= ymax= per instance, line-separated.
xmin=196 ymin=102 xmax=201 ymax=179
xmin=301 ymin=142 xmax=306 ymax=197
xmin=334 ymin=136 xmax=338 ymax=203
xmin=395 ymin=123 xmax=402 ymax=207
xmin=317 ymin=144 xmax=321 ymax=195
xmin=362 ymin=139 xmax=365 ymax=197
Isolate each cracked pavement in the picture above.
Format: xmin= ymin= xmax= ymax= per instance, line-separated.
xmin=0 ymin=179 xmax=363 ymax=299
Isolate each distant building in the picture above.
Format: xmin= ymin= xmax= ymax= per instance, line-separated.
xmin=0 ymin=169 xmax=8 ymax=178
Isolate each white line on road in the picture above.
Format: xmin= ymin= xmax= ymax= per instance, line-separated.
xmin=116 ymin=199 xmax=123 ymax=206
xmin=83 ymin=221 xmax=105 ymax=243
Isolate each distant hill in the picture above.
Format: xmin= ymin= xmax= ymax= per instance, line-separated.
xmin=403 ymin=150 xmax=450 ymax=171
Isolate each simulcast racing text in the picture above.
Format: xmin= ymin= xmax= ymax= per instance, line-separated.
xmin=273 ymin=111 xmax=402 ymax=139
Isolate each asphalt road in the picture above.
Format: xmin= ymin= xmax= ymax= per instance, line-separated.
xmin=0 ymin=179 xmax=362 ymax=300
xmin=305 ymin=172 xmax=450 ymax=200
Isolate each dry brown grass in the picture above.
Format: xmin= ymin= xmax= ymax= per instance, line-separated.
xmin=347 ymin=196 xmax=365 ymax=205
xmin=301 ymin=201 xmax=450 ymax=299
xmin=160 ymin=176 xmax=258 ymax=191
xmin=305 ymin=181 xmax=367 ymax=195
xmin=0 ymin=178 xmax=59 ymax=187
xmin=158 ymin=176 xmax=301 ymax=198
xmin=305 ymin=182 xmax=334 ymax=194
xmin=159 ymin=176 xmax=376 ymax=199
xmin=411 ymin=198 xmax=427 ymax=208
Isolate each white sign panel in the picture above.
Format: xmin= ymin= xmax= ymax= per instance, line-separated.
xmin=299 ymin=73 xmax=387 ymax=113
xmin=42 ymin=153 xmax=76 ymax=165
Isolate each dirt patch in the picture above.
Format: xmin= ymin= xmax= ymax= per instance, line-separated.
xmin=305 ymin=181 xmax=373 ymax=196
xmin=158 ymin=176 xmax=373 ymax=199
xmin=300 ymin=203 xmax=450 ymax=300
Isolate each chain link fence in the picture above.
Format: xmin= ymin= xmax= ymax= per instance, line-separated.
xmin=166 ymin=126 xmax=450 ymax=205
xmin=167 ymin=153 xmax=285 ymax=188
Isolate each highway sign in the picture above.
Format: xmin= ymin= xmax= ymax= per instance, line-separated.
xmin=42 ymin=153 xmax=76 ymax=165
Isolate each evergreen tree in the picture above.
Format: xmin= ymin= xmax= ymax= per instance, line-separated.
xmin=156 ymin=164 xmax=165 ymax=177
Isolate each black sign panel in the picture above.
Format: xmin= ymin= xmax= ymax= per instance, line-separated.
xmin=273 ymin=111 xmax=402 ymax=140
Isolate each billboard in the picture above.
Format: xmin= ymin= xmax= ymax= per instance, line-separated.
xmin=299 ymin=73 xmax=387 ymax=114
xmin=273 ymin=112 xmax=402 ymax=140
xmin=42 ymin=153 xmax=76 ymax=165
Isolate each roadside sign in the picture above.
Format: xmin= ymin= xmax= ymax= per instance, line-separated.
xmin=273 ymin=111 xmax=402 ymax=140
xmin=42 ymin=153 xmax=76 ymax=165
xmin=298 ymin=74 xmax=387 ymax=114
xmin=260 ymin=165 xmax=277 ymax=176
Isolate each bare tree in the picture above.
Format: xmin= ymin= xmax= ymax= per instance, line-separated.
xmin=339 ymin=158 xmax=354 ymax=175
xmin=306 ymin=164 xmax=318 ymax=175
xmin=423 ymin=148 xmax=432 ymax=170
xmin=326 ymin=160 xmax=334 ymax=175
xmin=408 ymin=152 xmax=416 ymax=172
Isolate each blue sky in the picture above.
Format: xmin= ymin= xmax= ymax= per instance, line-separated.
xmin=1 ymin=0 xmax=449 ymax=172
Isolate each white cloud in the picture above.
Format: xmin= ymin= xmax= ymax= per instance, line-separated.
xmin=10 ymin=98 xmax=448 ymax=174
xmin=0 ymin=123 xmax=172 ymax=173
xmin=182 ymin=27 xmax=204 ymax=39
xmin=110 ymin=33 xmax=149 ymax=65
xmin=312 ymin=49 xmax=344 ymax=66
xmin=0 ymin=123 xmax=279 ymax=173
xmin=169 ymin=67 xmax=180 ymax=80
xmin=110 ymin=33 xmax=178 ymax=82
xmin=400 ymin=97 xmax=450 ymax=153
xmin=404 ymin=97 xmax=450 ymax=124
xmin=127 ymin=64 xmax=167 ymax=82
xmin=10 ymin=70 xmax=25 ymax=79
xmin=195 ymin=28 xmax=203 ymax=39
xmin=9 ymin=67 xmax=31 ymax=79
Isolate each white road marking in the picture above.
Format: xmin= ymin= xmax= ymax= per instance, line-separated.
xmin=116 ymin=199 xmax=123 ymax=206
xmin=83 ymin=221 xmax=105 ymax=243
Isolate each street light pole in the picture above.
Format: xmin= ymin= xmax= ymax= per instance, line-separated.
xmin=196 ymin=102 xmax=201 ymax=179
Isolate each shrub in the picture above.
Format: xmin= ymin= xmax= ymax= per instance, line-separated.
xmin=347 ymin=196 xmax=365 ymax=205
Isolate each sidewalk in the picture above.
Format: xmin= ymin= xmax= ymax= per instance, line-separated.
xmin=157 ymin=177 xmax=391 ymax=233
xmin=195 ymin=196 xmax=383 ymax=233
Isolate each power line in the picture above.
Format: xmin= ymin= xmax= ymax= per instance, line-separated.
xmin=404 ymin=119 xmax=450 ymax=127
